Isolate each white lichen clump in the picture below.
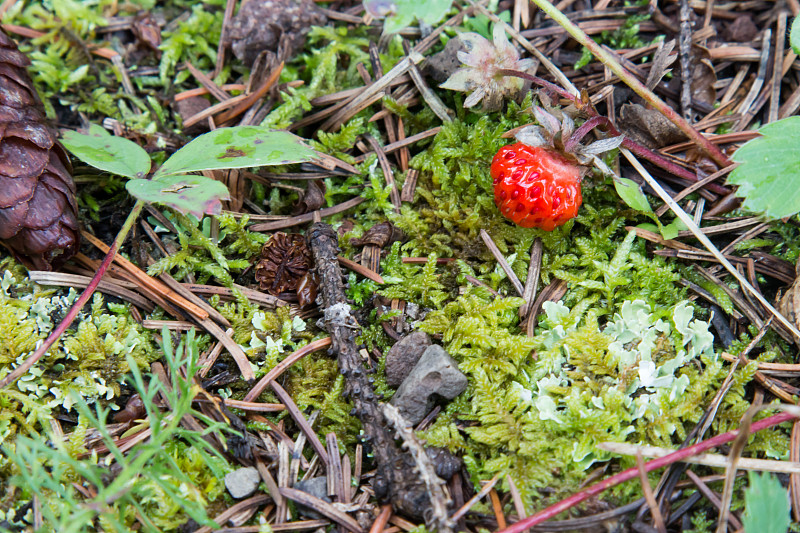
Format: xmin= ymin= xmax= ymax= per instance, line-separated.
xmin=515 ymin=299 xmax=717 ymax=469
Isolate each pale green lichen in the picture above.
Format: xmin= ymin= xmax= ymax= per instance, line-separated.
xmin=0 ymin=259 xmax=158 ymax=416
xmin=417 ymin=287 xmax=778 ymax=506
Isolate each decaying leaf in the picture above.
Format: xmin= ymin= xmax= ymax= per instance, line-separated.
xmin=779 ymin=260 xmax=800 ymax=342
xmin=255 ymin=232 xmax=317 ymax=306
xmin=350 ymin=221 xmax=404 ymax=248
xmin=0 ymin=30 xmax=80 ymax=271
xmin=294 ymin=179 xmax=326 ymax=214
xmin=618 ymin=103 xmax=686 ymax=149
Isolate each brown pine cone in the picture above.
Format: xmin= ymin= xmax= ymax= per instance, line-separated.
xmin=0 ymin=30 xmax=80 ymax=271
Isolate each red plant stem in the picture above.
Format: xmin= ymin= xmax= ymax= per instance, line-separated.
xmin=496 ymin=411 xmax=797 ymax=533
xmin=525 ymin=0 xmax=730 ymax=168
xmin=500 ymin=69 xmax=730 ymax=196
xmin=0 ymin=200 xmax=146 ymax=390
xmin=564 ymin=115 xmax=607 ymax=152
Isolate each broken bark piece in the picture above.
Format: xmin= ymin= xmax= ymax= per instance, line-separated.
xmin=0 ymin=29 xmax=80 ymax=271
xmin=385 ymin=331 xmax=431 ymax=388
xmin=307 ymin=222 xmax=432 ymax=520
xmin=389 ymin=345 xmax=467 ymax=425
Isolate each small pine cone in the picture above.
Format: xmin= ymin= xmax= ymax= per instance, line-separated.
xmin=0 ymin=30 xmax=80 ymax=271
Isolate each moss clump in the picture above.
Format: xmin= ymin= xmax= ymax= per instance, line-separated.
xmin=418 ymin=294 xmax=775 ymax=507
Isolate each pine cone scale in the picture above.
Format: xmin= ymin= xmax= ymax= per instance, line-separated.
xmin=0 ymin=173 xmax=36 ymax=207
xmin=0 ymin=141 xmax=50 ymax=177
xmin=0 ymin=29 xmax=80 ymax=270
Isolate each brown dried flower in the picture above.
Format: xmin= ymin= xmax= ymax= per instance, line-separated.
xmin=255 ymin=232 xmax=316 ymax=304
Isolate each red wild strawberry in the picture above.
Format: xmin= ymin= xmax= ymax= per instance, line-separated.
xmin=491 ymin=143 xmax=582 ymax=230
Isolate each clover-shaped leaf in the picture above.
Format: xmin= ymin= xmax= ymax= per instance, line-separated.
xmin=154 ymin=126 xmax=316 ymax=179
xmin=728 ymin=116 xmax=800 ymax=219
xmin=126 ymin=175 xmax=231 ymax=219
xmin=61 ymin=124 xmax=151 ymax=179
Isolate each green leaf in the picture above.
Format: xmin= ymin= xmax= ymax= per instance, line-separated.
xmin=659 ymin=218 xmax=687 ymax=240
xmin=61 ymin=124 xmax=151 ymax=179
xmin=791 ymin=16 xmax=800 ymax=55
xmin=742 ymin=471 xmax=790 ymax=533
xmin=614 ymin=177 xmax=652 ymax=212
xmin=154 ymin=126 xmax=316 ymax=179
xmin=728 ymin=116 xmax=800 ymax=219
xmin=382 ymin=0 xmax=452 ymax=34
xmin=126 ymin=175 xmax=231 ymax=219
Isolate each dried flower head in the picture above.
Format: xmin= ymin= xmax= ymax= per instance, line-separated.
xmin=440 ymin=25 xmax=535 ymax=111
xmin=255 ymin=232 xmax=315 ymax=301
xmin=514 ymin=104 xmax=624 ymax=175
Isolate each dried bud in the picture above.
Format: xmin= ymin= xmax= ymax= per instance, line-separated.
xmin=114 ymin=394 xmax=145 ymax=423
xmin=131 ymin=11 xmax=162 ymax=54
xmin=296 ymin=270 xmax=318 ymax=308
xmin=255 ymin=233 xmax=318 ymax=306
xmin=440 ymin=25 xmax=535 ymax=111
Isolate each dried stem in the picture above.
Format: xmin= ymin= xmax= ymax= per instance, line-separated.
xmin=621 ymin=148 xmax=800 ymax=339
xmin=498 ymin=411 xmax=797 ymax=532
xmin=307 ymin=222 xmax=432 ymax=519
xmin=527 ymin=0 xmax=730 ymax=167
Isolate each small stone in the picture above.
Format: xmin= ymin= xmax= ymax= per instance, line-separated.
xmin=224 ymin=467 xmax=261 ymax=499
xmin=424 ymin=37 xmax=467 ymax=83
xmin=294 ymin=476 xmax=331 ymax=519
xmin=389 ymin=345 xmax=468 ymax=425
xmin=385 ymin=331 xmax=431 ymax=388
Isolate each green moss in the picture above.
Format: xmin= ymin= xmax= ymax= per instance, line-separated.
xmin=416 ymin=284 xmax=775 ymax=507
xmin=159 ymin=1 xmax=226 ymax=87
